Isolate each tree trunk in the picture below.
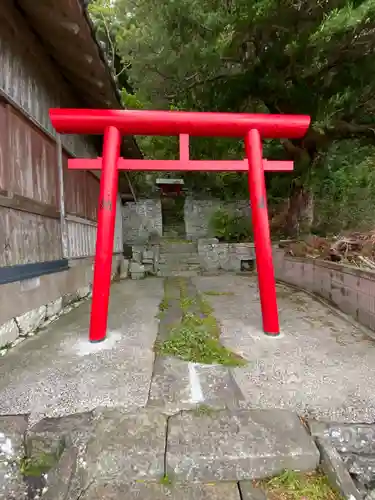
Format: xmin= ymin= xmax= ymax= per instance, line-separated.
xmin=284 ymin=185 xmax=314 ymax=237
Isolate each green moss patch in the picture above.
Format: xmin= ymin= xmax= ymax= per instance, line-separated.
xmin=20 ymin=452 xmax=59 ymax=477
xmin=259 ymin=470 xmax=342 ymax=500
xmin=157 ymin=278 xmax=245 ymax=366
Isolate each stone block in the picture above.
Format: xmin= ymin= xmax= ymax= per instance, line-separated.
xmin=83 ymin=409 xmax=166 ymax=485
xmin=77 ymin=286 xmax=91 ymax=299
xmin=42 ymin=446 xmax=78 ymax=500
xmin=62 ymin=292 xmax=79 ymax=308
xmin=132 ymin=250 xmax=143 ymax=263
xmin=222 ymin=256 xmax=241 ymax=272
xmin=198 ymin=238 xmax=219 ymax=247
xmin=148 ymin=357 xmax=244 ymax=415
xmin=130 ymin=261 xmax=145 ymax=279
xmin=16 ymin=305 xmax=46 ymax=336
xmin=342 ymin=453 xmax=375 ymax=487
xmin=310 ymin=421 xmax=375 ymax=455
xmin=26 ymin=412 xmax=93 ymax=476
xmin=120 ymin=258 xmax=130 ymax=279
xmin=143 ymin=262 xmax=155 ymax=274
xmin=82 ymin=481 xmax=241 ymax=500
xmin=316 ymin=438 xmax=362 ymax=500
xmin=239 ymin=482 xmax=267 ymax=500
xmin=0 ymin=319 xmax=19 ymax=348
xmin=46 ymin=298 xmax=63 ymax=319
xmin=0 ymin=415 xmax=29 ymax=499
xmin=142 ymin=249 xmax=155 ymax=262
xmin=166 ymin=409 xmax=319 ymax=482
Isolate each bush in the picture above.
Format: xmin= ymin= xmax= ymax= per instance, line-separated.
xmin=209 ymin=208 xmax=252 ymax=242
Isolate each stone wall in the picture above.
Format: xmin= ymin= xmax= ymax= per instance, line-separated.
xmin=122 ymin=199 xmax=162 ymax=244
xmin=273 ymin=249 xmax=375 ymax=332
xmin=198 ymin=242 xmax=375 ymax=333
xmin=184 ymin=197 xmax=251 ymax=240
xmin=198 ymin=239 xmax=255 ymax=272
xmin=0 ymin=254 xmax=123 ymax=349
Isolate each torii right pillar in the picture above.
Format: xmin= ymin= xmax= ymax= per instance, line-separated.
xmin=245 ymin=129 xmax=279 ymax=335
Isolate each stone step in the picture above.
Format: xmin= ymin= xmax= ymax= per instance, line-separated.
xmin=84 ymin=482 xmax=242 ymax=499
xmin=159 ymin=242 xmax=197 ymax=253
xmin=148 ymin=356 xmax=245 ymax=415
xmin=159 ymin=250 xmax=198 ymax=256
xmin=159 ymin=255 xmax=200 ymax=265
xmin=20 ymin=407 xmax=319 ymax=498
xmin=157 ymin=269 xmax=201 ymax=277
xmin=166 ymin=409 xmax=319 ymax=482
xmin=159 ymin=260 xmax=201 ymax=267
xmin=157 ymin=264 xmax=201 ymax=272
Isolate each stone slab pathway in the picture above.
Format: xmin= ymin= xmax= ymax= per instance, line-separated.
xmin=194 ymin=274 xmax=375 ymax=423
xmin=0 ymin=275 xmax=375 ymax=498
xmin=0 ymin=407 xmax=318 ymax=499
xmin=0 ymin=279 xmax=163 ymax=423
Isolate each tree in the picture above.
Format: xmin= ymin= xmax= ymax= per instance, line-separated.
xmin=89 ymin=0 xmax=375 ymax=234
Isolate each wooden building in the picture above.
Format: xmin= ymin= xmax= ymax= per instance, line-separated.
xmin=0 ymin=0 xmax=141 ymax=345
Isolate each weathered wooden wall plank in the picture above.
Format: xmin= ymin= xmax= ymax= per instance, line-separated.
xmin=0 ymin=103 xmax=8 ymax=192
xmin=0 ymin=207 xmax=61 ymax=266
xmin=0 ymin=1 xmax=125 ymax=265
xmin=0 ymin=0 xmax=97 ymax=159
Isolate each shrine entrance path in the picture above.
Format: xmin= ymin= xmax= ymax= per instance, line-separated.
xmin=0 ymin=279 xmax=163 ymax=425
xmin=193 ymin=274 xmax=375 ymax=423
xmin=0 ymin=275 xmax=374 ymax=425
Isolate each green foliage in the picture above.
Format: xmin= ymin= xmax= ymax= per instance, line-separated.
xmin=210 ymin=208 xmax=252 ymax=242
xmin=20 ymin=451 xmax=60 ymax=477
xmin=193 ymin=404 xmax=215 ymax=416
xmin=159 ymin=474 xmax=173 ymax=486
xmin=158 ymin=312 xmax=245 ymax=366
xmin=312 ymin=140 xmax=375 ymax=233
xmin=261 ymin=470 xmax=342 ymax=500
xmin=88 ymin=0 xmax=375 ymax=232
xmin=156 ymin=277 xmax=245 ymax=366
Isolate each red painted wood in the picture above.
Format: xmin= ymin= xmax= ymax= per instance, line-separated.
xmin=89 ymin=126 xmax=121 ymax=343
xmin=245 ymin=129 xmax=280 ymax=335
xmin=50 ymin=108 xmax=310 ymax=139
xmin=49 ymin=108 xmax=311 ymax=342
xmin=68 ymin=158 xmax=294 ymax=172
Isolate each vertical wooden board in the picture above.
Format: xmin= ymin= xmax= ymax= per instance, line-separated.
xmin=37 ymin=216 xmax=62 ymax=262
xmin=64 ymin=153 xmax=91 ymax=219
xmin=30 ymin=124 xmax=43 ymax=203
xmin=0 ymin=207 xmax=61 ymax=266
xmin=45 ymin=139 xmax=58 ymax=207
xmin=66 ymin=220 xmax=97 ymax=258
xmin=86 ymin=172 xmax=99 ymax=221
xmin=64 ymin=169 xmax=79 ymax=216
xmin=7 ymin=108 xmax=34 ymax=198
xmin=0 ymin=103 xmax=8 ymax=191
xmin=0 ymin=207 xmax=11 ymax=266
xmin=5 ymin=209 xmax=38 ymax=265
xmin=6 ymin=108 xmax=59 ymax=206
xmin=30 ymin=125 xmax=58 ymax=207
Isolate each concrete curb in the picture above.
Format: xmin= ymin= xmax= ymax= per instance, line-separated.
xmin=275 ymin=278 xmax=375 ymax=342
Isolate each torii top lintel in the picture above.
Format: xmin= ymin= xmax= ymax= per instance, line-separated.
xmin=49 ymin=109 xmax=310 ymax=139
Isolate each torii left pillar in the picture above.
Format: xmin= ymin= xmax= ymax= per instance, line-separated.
xmin=90 ymin=126 xmax=121 ymax=341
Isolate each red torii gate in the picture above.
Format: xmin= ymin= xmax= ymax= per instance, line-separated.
xmin=49 ymin=109 xmax=310 ymax=343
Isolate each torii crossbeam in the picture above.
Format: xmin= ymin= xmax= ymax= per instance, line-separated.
xmin=50 ymin=109 xmax=310 ymax=342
